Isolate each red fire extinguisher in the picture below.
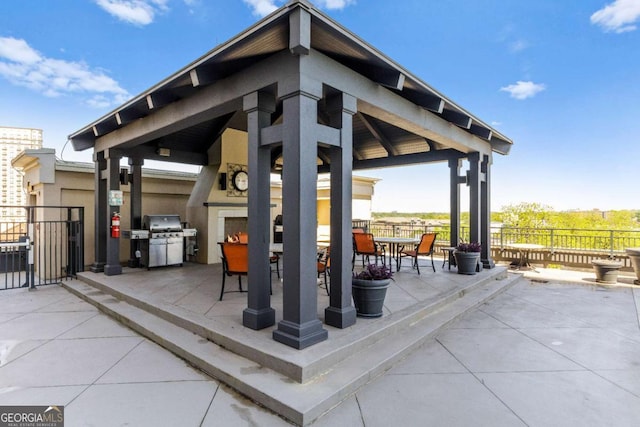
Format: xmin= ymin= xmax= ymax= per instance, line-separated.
xmin=111 ymin=212 xmax=120 ymax=238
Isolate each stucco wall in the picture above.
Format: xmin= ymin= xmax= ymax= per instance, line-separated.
xmin=14 ymin=149 xmax=197 ymax=268
xmin=14 ymin=143 xmax=378 ymax=269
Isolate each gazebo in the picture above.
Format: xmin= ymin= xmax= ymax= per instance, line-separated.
xmin=69 ymin=0 xmax=512 ymax=350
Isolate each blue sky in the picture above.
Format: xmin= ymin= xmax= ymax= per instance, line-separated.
xmin=1 ymin=0 xmax=639 ymax=212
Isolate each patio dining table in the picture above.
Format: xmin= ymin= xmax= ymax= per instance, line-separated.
xmin=375 ymin=236 xmax=420 ymax=271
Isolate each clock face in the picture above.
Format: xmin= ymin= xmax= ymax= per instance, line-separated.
xmin=233 ymin=170 xmax=249 ymax=191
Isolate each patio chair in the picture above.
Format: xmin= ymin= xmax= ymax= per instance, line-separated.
xmin=398 ymin=232 xmax=437 ymax=274
xmin=317 ymin=246 xmax=330 ymax=295
xmin=352 ymin=232 xmax=386 ymax=268
xmin=219 ymin=242 xmax=248 ymax=300
xmin=270 ymin=253 xmax=280 ymax=279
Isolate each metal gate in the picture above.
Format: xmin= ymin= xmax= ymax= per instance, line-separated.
xmin=1 ymin=206 xmax=84 ymax=290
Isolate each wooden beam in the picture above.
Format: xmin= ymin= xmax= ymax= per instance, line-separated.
xmin=352 ymin=149 xmax=464 ymax=170
xmin=289 ymin=7 xmax=311 ymax=55
xmin=469 ymin=123 xmax=492 ymax=140
xmin=190 ymin=67 xmax=219 ymax=87
xmin=93 ymin=51 xmax=292 ymax=153
xmin=303 ymin=51 xmax=498 ymax=154
xmin=440 ymin=108 xmax=472 ymax=129
xmin=92 ymin=116 xmax=118 ymax=136
xmin=489 ymin=136 xmax=512 ymax=155
xmin=146 ymin=91 xmax=176 ymax=110
xmin=123 ymin=146 xmax=208 ymax=165
xmin=317 ymin=149 xmax=330 ymax=165
xmin=414 ymin=93 xmax=444 ymax=113
xmin=356 ymin=113 xmax=399 ymax=156
xmin=372 ymin=69 xmax=405 ymax=91
xmin=115 ymin=108 xmax=146 ymax=126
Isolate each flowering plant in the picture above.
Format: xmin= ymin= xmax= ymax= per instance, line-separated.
xmin=456 ymin=241 xmax=482 ymax=252
xmin=353 ymin=264 xmax=394 ymax=280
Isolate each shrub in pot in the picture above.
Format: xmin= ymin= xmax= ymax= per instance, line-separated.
xmin=454 ymin=242 xmax=481 ymax=275
xmin=352 ymin=264 xmax=394 ymax=318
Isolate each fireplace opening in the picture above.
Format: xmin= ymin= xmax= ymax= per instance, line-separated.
xmin=224 ymin=217 xmax=247 ymax=238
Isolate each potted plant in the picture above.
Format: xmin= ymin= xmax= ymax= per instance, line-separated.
xmin=454 ymin=241 xmax=481 ymax=275
xmin=352 ymin=264 xmax=394 ymax=318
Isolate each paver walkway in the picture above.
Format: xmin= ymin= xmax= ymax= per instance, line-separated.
xmin=1 ymin=270 xmax=639 ymax=426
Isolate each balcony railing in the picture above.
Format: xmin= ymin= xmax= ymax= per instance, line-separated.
xmin=357 ymin=220 xmax=640 ymax=270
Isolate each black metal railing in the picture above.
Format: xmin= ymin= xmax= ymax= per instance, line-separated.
xmin=354 ymin=220 xmax=640 ymax=269
xmin=0 ymin=206 xmax=84 ymax=290
xmin=1 ymin=238 xmax=30 ymax=290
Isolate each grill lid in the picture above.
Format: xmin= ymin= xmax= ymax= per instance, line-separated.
xmin=143 ymin=215 xmax=183 ymax=233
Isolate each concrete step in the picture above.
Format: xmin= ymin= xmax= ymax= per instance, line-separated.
xmin=74 ymin=268 xmax=510 ymax=383
xmin=64 ymin=271 xmax=522 ymax=425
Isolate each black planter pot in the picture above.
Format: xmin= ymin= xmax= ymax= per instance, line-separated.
xmin=454 ymin=251 xmax=480 ymax=275
xmin=352 ymin=278 xmax=391 ymax=318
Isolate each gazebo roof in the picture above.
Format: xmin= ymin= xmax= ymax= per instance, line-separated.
xmin=69 ymin=0 xmax=512 ymax=167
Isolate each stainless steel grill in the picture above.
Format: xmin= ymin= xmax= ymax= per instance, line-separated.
xmin=123 ymin=215 xmax=197 ymax=269
xmin=141 ymin=215 xmax=184 ymax=269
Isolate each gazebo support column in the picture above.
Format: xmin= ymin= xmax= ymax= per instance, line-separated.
xmin=324 ymin=92 xmax=357 ymax=329
xmin=449 ymin=157 xmax=462 ymax=247
xmin=273 ymin=88 xmax=328 ymax=349
xmin=127 ymin=157 xmax=143 ymax=268
xmin=104 ymin=149 xmax=122 ymax=276
xmin=481 ymin=154 xmax=495 ymax=268
xmin=468 ymin=152 xmax=482 ymax=245
xmin=243 ymin=91 xmax=276 ymax=330
xmin=90 ymin=151 xmax=107 ymax=273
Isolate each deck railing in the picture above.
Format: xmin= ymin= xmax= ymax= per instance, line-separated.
xmin=357 ymin=220 xmax=640 ymax=269
xmin=1 ymin=205 xmax=84 ymax=290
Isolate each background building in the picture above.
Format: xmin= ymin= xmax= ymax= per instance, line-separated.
xmin=11 ymin=148 xmax=378 ymax=268
xmin=1 ymin=126 xmax=43 ymax=220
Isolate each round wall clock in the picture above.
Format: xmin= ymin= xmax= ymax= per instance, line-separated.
xmin=232 ymin=170 xmax=249 ymax=191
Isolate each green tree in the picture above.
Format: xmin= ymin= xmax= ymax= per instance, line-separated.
xmin=500 ymin=202 xmax=554 ymax=229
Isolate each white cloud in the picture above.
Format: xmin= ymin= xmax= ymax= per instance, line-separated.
xmin=0 ymin=36 xmax=130 ymax=108
xmin=508 ymin=39 xmax=528 ymax=53
xmin=500 ymin=81 xmax=546 ymax=100
xmin=94 ymin=0 xmax=169 ymax=26
xmin=317 ymin=0 xmax=356 ymax=9
xmin=243 ymin=0 xmax=356 ymax=17
xmin=0 ymin=37 xmax=42 ymax=64
xmin=591 ymin=0 xmax=640 ymax=33
xmin=243 ymin=0 xmax=279 ymax=17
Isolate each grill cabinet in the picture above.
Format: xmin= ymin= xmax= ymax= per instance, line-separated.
xmin=140 ymin=215 xmax=184 ymax=269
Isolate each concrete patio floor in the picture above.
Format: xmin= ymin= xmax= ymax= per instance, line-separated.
xmin=68 ymin=261 xmax=515 ymax=383
xmin=1 ymin=265 xmax=639 ymax=426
